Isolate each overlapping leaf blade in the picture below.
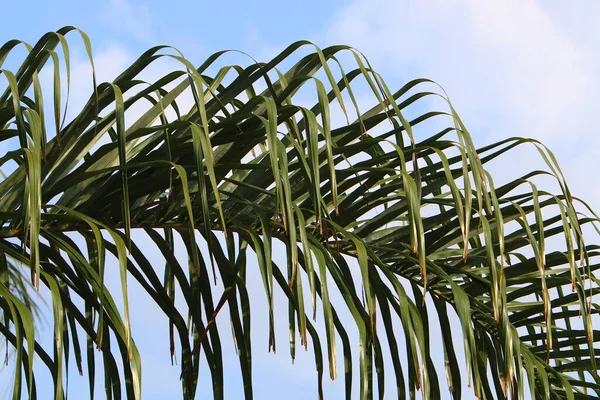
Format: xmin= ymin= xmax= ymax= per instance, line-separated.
xmin=0 ymin=29 xmax=598 ymax=400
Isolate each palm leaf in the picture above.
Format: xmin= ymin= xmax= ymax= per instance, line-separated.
xmin=0 ymin=28 xmax=599 ymax=399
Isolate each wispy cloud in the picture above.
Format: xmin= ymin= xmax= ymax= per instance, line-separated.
xmin=327 ymin=0 xmax=593 ymax=143
xmin=106 ymin=0 xmax=166 ymax=45
xmin=325 ymin=0 xmax=600 ymax=209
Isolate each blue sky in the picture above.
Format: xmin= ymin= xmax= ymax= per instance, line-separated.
xmin=2 ymin=0 xmax=600 ymax=399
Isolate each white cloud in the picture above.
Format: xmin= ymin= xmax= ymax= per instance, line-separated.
xmin=68 ymin=45 xmax=133 ymax=103
xmin=326 ymin=0 xmax=594 ymax=145
xmin=104 ymin=0 xmax=203 ymax=59
xmin=107 ymin=0 xmax=162 ymax=45
xmin=326 ymin=0 xmax=600 ymax=217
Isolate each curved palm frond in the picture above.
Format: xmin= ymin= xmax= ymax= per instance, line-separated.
xmin=0 ymin=27 xmax=599 ymax=399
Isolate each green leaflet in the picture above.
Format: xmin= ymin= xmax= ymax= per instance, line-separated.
xmin=0 ymin=29 xmax=598 ymax=400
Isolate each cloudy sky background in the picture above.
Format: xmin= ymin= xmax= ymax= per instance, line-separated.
xmin=1 ymin=0 xmax=599 ymax=399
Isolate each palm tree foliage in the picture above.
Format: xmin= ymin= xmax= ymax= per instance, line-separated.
xmin=0 ymin=27 xmax=599 ymax=399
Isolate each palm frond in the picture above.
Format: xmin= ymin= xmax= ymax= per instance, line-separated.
xmin=0 ymin=28 xmax=599 ymax=399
